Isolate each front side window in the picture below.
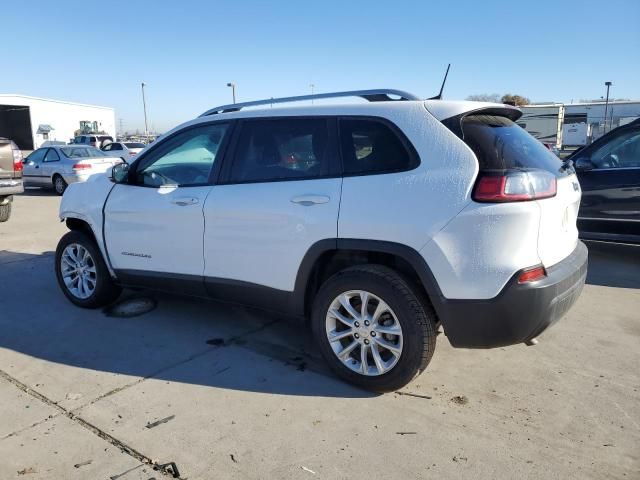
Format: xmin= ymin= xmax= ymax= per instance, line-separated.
xmin=27 ymin=148 xmax=47 ymax=163
xmin=339 ymin=119 xmax=416 ymax=175
xmin=44 ymin=148 xmax=60 ymax=162
xmin=110 ymin=143 xmax=122 ymax=151
xmin=135 ymin=123 xmax=229 ymax=187
xmin=590 ymin=129 xmax=640 ymax=169
xmin=229 ymin=119 xmax=330 ymax=183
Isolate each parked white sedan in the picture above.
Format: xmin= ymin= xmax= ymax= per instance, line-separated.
xmin=23 ymin=145 xmax=123 ymax=195
xmin=101 ymin=142 xmax=146 ymax=161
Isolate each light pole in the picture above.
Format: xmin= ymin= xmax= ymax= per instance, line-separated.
xmin=603 ymin=81 xmax=612 ymax=133
xmin=227 ymin=82 xmax=236 ymax=104
xmin=141 ymin=82 xmax=149 ymax=142
xmin=310 ymin=83 xmax=315 ymax=104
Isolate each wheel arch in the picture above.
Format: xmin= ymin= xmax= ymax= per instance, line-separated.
xmin=295 ymin=239 xmax=445 ymax=322
xmin=63 ymin=215 xmax=116 ymax=278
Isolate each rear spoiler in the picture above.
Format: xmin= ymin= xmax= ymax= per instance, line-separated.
xmin=425 ymin=102 xmax=523 ymax=139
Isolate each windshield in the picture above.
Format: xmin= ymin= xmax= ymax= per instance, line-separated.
xmin=125 ymin=143 xmax=145 ymax=148
xmin=61 ymin=147 xmax=106 ymax=158
xmin=462 ymin=114 xmax=565 ymax=176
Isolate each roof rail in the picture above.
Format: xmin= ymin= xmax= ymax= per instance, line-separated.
xmin=199 ymin=89 xmax=421 ymax=116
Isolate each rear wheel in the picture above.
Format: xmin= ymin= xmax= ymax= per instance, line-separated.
xmin=0 ymin=201 xmax=11 ymax=222
xmin=311 ymin=265 xmax=437 ymax=392
xmin=53 ymin=175 xmax=67 ymax=195
xmin=55 ymin=230 xmax=121 ymax=308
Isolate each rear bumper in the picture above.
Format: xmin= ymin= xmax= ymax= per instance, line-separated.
xmin=0 ymin=178 xmax=24 ymax=196
xmin=438 ymin=241 xmax=588 ymax=348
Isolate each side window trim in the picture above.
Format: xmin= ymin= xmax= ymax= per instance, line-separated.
xmin=337 ymin=116 xmax=421 ymax=177
xmin=128 ymin=120 xmax=234 ymax=188
xmin=44 ymin=148 xmax=60 ymax=163
xmin=218 ymin=116 xmax=341 ymax=185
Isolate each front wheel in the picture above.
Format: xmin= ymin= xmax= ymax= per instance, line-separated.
xmin=55 ymin=230 xmax=122 ymax=308
xmin=311 ymin=265 xmax=437 ymax=392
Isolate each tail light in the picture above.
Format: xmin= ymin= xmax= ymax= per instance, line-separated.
xmin=473 ymin=170 xmax=557 ymax=203
xmin=72 ymin=163 xmax=92 ymax=170
xmin=129 ymin=151 xmax=136 ymax=156
xmin=518 ymin=265 xmax=547 ymax=284
xmin=12 ymin=147 xmax=23 ymax=172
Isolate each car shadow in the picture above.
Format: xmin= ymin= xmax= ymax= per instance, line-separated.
xmin=0 ymin=250 xmax=375 ymax=399
xmin=585 ymin=241 xmax=640 ymax=289
xmin=18 ymin=187 xmax=57 ymax=196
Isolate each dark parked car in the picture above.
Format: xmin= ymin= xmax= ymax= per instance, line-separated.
xmin=570 ymin=119 xmax=640 ymax=243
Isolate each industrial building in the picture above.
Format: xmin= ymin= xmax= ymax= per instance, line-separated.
xmin=0 ymin=94 xmax=116 ymax=151
xmin=519 ymin=100 xmax=640 ymax=149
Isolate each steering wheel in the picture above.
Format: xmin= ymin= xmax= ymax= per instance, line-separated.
xmin=606 ymin=154 xmax=620 ymax=168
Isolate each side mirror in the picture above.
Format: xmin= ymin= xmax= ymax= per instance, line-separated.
xmin=111 ymin=162 xmax=130 ymax=183
xmin=574 ymin=157 xmax=594 ymax=171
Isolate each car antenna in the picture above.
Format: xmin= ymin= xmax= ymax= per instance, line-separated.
xmin=428 ymin=64 xmax=451 ymax=100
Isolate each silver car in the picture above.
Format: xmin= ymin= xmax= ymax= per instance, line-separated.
xmin=23 ymin=145 xmax=123 ymax=195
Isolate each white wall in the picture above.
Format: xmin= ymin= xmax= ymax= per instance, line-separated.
xmin=0 ymin=95 xmax=116 ymax=149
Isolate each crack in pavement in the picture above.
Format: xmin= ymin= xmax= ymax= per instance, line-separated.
xmin=0 ymin=317 xmax=282 ymax=478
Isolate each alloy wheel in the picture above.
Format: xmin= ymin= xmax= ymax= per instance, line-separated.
xmin=60 ymin=243 xmax=97 ymax=299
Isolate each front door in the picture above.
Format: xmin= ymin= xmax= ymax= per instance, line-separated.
xmin=104 ymin=122 xmax=232 ymax=293
xmin=576 ymin=126 xmax=640 ymax=238
xmin=22 ymin=148 xmax=48 ymax=186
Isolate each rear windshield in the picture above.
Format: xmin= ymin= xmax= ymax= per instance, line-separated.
xmin=462 ymin=114 xmax=565 ymax=175
xmin=124 ymin=142 xmax=145 ymax=148
xmin=61 ymin=147 xmax=106 ymax=158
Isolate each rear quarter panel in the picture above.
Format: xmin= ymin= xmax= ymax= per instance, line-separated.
xmin=338 ymin=102 xmax=478 ymax=250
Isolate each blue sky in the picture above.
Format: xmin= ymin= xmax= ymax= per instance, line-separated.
xmin=3 ymin=0 xmax=639 ymax=132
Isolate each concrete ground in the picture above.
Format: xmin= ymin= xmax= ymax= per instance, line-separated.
xmin=0 ymin=189 xmax=639 ymax=480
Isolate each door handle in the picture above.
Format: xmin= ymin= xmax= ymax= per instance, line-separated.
xmin=290 ymin=195 xmax=330 ymax=206
xmin=171 ymin=197 xmax=199 ymax=206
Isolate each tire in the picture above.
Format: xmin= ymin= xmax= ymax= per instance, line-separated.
xmin=311 ymin=264 xmax=437 ymax=392
xmin=53 ymin=175 xmax=67 ymax=195
xmin=55 ymin=230 xmax=122 ymax=308
xmin=0 ymin=202 xmax=11 ymax=222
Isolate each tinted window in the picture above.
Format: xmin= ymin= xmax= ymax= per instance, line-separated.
xmin=89 ymin=136 xmax=96 ymax=142
xmin=339 ymin=119 xmax=415 ymax=175
xmin=102 ymin=144 xmax=112 ymax=151
xmin=135 ymin=123 xmax=229 ymax=187
xmin=125 ymin=143 xmax=145 ymax=148
xmin=462 ymin=114 xmax=564 ymax=175
xmin=44 ymin=149 xmax=60 ymax=162
xmin=590 ymin=129 xmax=640 ymax=169
xmin=27 ymin=148 xmax=47 ymax=163
xmin=229 ymin=119 xmax=330 ymax=183
xmin=110 ymin=143 xmax=122 ymax=150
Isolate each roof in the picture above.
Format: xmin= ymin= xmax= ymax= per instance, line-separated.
xmin=0 ymin=94 xmax=113 ymax=110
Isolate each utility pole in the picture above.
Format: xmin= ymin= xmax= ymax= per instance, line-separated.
xmin=118 ymin=118 xmax=124 ymax=138
xmin=141 ymin=82 xmax=149 ymax=142
xmin=603 ymin=81 xmax=612 ymax=133
xmin=310 ymin=83 xmax=315 ymax=104
xmin=227 ymin=82 xmax=236 ymax=104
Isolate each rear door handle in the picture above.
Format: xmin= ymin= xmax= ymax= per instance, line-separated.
xmin=171 ymin=197 xmax=199 ymax=206
xmin=290 ymin=195 xmax=330 ymax=206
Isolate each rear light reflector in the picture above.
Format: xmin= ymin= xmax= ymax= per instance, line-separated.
xmin=518 ymin=266 xmax=547 ymax=284
xmin=473 ymin=170 xmax=557 ymax=203
xmin=72 ymin=163 xmax=92 ymax=170
xmin=13 ymin=150 xmax=23 ymax=172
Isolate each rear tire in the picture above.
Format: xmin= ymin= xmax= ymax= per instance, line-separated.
xmin=0 ymin=202 xmax=11 ymax=222
xmin=53 ymin=175 xmax=67 ymax=195
xmin=311 ymin=264 xmax=437 ymax=392
xmin=55 ymin=230 xmax=121 ymax=308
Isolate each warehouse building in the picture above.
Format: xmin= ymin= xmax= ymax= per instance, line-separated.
xmin=519 ymin=100 xmax=640 ymax=149
xmin=0 ymin=94 xmax=116 ymax=151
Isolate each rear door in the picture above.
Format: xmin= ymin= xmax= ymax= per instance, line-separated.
xmin=573 ymin=126 xmax=640 ymax=238
xmin=203 ymin=117 xmax=341 ymax=294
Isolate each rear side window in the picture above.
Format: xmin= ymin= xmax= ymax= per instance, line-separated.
xmin=111 ymin=143 xmax=122 ymax=150
xmin=339 ymin=119 xmax=416 ymax=175
xmin=229 ymin=119 xmax=330 ymax=183
xmin=461 ymin=114 xmax=564 ymax=175
xmin=44 ymin=149 xmax=60 ymax=162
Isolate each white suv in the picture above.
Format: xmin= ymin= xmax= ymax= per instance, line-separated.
xmin=55 ymin=89 xmax=588 ymax=391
